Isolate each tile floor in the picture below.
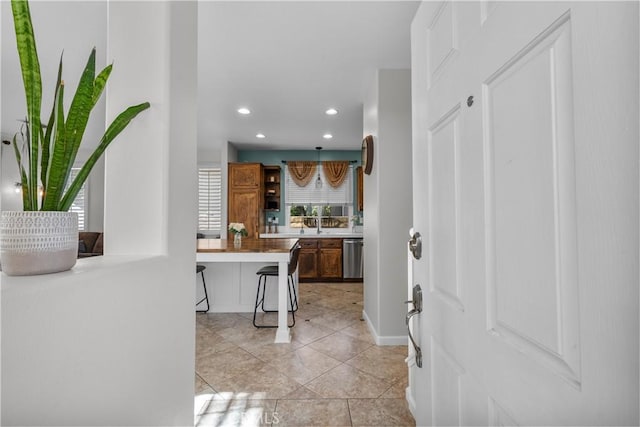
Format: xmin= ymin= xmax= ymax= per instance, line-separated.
xmin=194 ymin=282 xmax=416 ymax=427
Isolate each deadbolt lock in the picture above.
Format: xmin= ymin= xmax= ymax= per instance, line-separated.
xmin=409 ymin=231 xmax=422 ymax=260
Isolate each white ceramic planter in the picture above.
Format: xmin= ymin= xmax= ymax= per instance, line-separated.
xmin=0 ymin=211 xmax=78 ymax=276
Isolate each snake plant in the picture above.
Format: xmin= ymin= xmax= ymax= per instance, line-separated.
xmin=10 ymin=0 xmax=150 ymax=211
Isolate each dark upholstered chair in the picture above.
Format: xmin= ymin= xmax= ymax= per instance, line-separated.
xmin=78 ymin=232 xmax=104 ymax=258
xmin=253 ymin=243 xmax=301 ymax=328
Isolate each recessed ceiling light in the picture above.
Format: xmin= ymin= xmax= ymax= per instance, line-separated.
xmin=237 ymin=107 xmax=251 ymax=115
xmin=323 ymin=133 xmax=333 ymax=139
xmin=256 ymin=133 xmax=266 ymax=139
xmin=325 ymin=108 xmax=338 ymax=116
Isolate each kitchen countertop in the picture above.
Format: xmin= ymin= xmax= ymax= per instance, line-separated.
xmin=197 ymin=238 xmax=299 ymax=253
xmin=260 ymin=232 xmax=363 ymax=239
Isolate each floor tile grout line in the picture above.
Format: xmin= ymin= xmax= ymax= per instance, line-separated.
xmin=346 ymin=397 xmax=354 ymax=427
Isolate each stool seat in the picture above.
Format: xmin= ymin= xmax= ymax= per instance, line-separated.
xmin=256 ymin=265 xmax=278 ymax=275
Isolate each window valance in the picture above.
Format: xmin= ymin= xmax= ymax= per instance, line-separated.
xmin=287 ymin=161 xmax=317 ymax=187
xmin=322 ymin=161 xmax=350 ymax=188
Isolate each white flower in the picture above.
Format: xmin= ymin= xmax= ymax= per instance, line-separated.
xmin=228 ymin=222 xmax=248 ymax=236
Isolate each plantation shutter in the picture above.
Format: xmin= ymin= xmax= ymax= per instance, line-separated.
xmin=67 ymin=168 xmax=86 ymax=231
xmin=198 ymin=167 xmax=222 ymax=231
xmin=285 ymin=164 xmax=352 ymax=204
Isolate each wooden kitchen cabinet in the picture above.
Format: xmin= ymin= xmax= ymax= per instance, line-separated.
xmin=230 ymin=163 xmax=262 ymax=188
xmin=298 ymin=238 xmax=343 ymax=281
xmin=319 ymin=238 xmax=342 ymax=279
xmin=298 ymin=239 xmax=319 ymax=279
xmin=228 ymin=163 xmax=264 ymax=238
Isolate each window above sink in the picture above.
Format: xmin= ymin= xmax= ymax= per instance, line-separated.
xmin=289 ymin=205 xmax=351 ymax=230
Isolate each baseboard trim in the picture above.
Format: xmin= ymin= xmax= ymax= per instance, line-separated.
xmin=406 ymin=386 xmax=417 ymax=418
xmin=362 ymin=310 xmax=408 ymax=346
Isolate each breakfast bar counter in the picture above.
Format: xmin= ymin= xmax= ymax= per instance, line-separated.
xmin=196 ymin=238 xmax=299 ymax=343
xmin=197 ymin=238 xmax=299 ymax=257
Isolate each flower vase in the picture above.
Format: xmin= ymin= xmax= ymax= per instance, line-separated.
xmin=233 ymin=233 xmax=242 ymax=247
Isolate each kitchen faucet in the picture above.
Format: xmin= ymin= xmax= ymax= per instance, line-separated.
xmin=316 ymin=214 xmax=322 ymax=234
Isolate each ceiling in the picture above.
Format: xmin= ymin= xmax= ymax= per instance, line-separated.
xmin=198 ymin=1 xmax=420 ymax=151
xmin=1 ymin=1 xmax=419 ymax=152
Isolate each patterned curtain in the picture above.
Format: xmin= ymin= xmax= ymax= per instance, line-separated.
xmin=288 ymin=161 xmax=317 ymax=187
xmin=322 ymin=161 xmax=350 ymax=188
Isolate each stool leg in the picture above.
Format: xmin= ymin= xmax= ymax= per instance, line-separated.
xmin=260 ymin=275 xmax=269 ymax=313
xmin=253 ymin=274 xmax=297 ymax=328
xmin=196 ymin=270 xmax=210 ymax=313
xmin=287 ymin=279 xmax=296 ymax=328
xmin=253 ymin=275 xmax=276 ymax=328
xmin=288 ymin=275 xmax=299 ymax=312
xmin=253 ymin=275 xmax=263 ymax=327
xmin=262 ymin=276 xmax=297 ymax=314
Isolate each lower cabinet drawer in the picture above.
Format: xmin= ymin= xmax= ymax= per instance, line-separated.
xmin=299 ymin=239 xmax=318 ymax=249
xmin=319 ymin=238 xmax=342 ymax=248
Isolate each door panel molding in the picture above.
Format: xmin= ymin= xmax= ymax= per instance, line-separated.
xmin=428 ymin=1 xmax=459 ymax=88
xmin=431 ymin=336 xmax=465 ymax=426
xmin=428 ymin=104 xmax=465 ymax=312
xmin=489 ymin=397 xmax=519 ymax=427
xmin=482 ymin=12 xmax=581 ymax=388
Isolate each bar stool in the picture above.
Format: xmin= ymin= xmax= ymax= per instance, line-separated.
xmin=253 ymin=243 xmax=301 ymax=328
xmin=196 ymin=233 xmax=210 ymax=313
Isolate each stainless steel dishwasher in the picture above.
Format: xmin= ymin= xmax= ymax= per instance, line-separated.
xmin=343 ymin=238 xmax=364 ymax=279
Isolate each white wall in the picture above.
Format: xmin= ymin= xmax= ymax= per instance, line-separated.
xmin=75 ymin=150 xmax=105 ymax=232
xmin=363 ymin=70 xmax=380 ymax=334
xmin=220 ymin=142 xmax=238 ymax=238
xmin=0 ymin=144 xmax=21 ymax=212
xmin=362 ymin=69 xmax=412 ymax=344
xmin=1 ymin=2 xmax=198 ymax=425
xmin=198 ymin=148 xmax=221 ymax=164
xmin=86 ymin=157 xmax=104 ymax=231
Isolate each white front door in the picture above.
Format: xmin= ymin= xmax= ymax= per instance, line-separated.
xmin=408 ymin=1 xmax=638 ymax=425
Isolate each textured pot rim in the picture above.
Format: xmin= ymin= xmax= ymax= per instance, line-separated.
xmin=1 ymin=210 xmax=78 ymax=214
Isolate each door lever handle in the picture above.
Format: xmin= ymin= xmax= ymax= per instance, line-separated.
xmin=406 ymin=308 xmax=420 ymax=325
xmin=406 ymin=284 xmax=423 ymax=368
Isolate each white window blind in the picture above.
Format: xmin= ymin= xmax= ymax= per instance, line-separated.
xmin=198 ymin=167 xmax=222 ymax=231
xmin=67 ymin=168 xmax=86 ymax=231
xmin=285 ymin=164 xmax=352 ymax=204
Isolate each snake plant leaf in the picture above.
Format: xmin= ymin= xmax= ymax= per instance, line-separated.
xmin=41 ymin=54 xmax=64 ymax=192
xmin=60 ymin=102 xmax=150 ymax=211
xmin=42 ymin=82 xmax=66 ymax=210
xmin=11 ymin=133 xmax=32 ymax=211
xmin=42 ymin=81 xmax=67 ymax=211
xmin=44 ymin=48 xmax=97 ymax=210
xmin=12 ymin=0 xmax=42 ymax=208
xmin=92 ymin=64 xmax=112 ymax=106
